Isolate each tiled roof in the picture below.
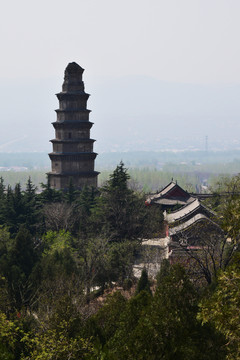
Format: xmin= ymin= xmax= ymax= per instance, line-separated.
xmin=169 ymin=213 xmax=211 ymax=236
xmin=154 ymin=196 xmax=195 ymax=206
xmin=146 ymin=181 xmax=192 ymax=204
xmin=146 ymin=182 xmax=176 ymax=202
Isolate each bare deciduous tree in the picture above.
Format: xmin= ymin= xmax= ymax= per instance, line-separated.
xmin=42 ymin=202 xmax=74 ymax=231
xmin=170 ymin=219 xmax=236 ymax=284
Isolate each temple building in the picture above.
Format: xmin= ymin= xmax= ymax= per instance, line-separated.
xmin=48 ymin=62 xmax=99 ymax=190
xmin=164 ymin=198 xmax=215 ymax=226
xmin=146 ymin=181 xmax=195 ymax=210
xmin=144 ymin=181 xmax=224 ymax=267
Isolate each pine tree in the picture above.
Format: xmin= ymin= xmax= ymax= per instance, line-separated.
xmin=107 ymin=161 xmax=130 ymax=191
xmin=23 ymin=177 xmax=38 ymax=234
xmin=64 ymin=178 xmax=79 ymax=204
xmin=0 ymin=177 xmax=6 ymax=225
xmin=4 ymin=185 xmax=16 ymax=235
xmin=100 ymin=162 xmax=144 ymax=241
xmin=39 ymin=177 xmax=62 ymax=204
xmin=135 ymin=268 xmax=151 ymax=295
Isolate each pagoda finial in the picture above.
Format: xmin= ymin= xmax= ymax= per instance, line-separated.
xmin=62 ymin=62 xmax=85 ymax=93
xmin=65 ymin=62 xmax=84 ymax=75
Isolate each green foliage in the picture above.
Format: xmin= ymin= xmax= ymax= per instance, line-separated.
xmin=90 ymin=265 xmax=226 ymax=359
xmin=64 ymin=178 xmax=79 ymax=204
xmin=220 ymin=176 xmax=240 ymax=245
xmin=89 ymin=292 xmax=127 ymax=345
xmin=106 ymin=290 xmax=152 ymax=358
xmin=21 ymin=320 xmax=93 ymax=360
xmin=42 ymin=230 xmax=73 ymax=256
xmin=39 ymin=178 xmax=62 ymax=204
xmin=127 ymin=265 xmax=225 ymax=359
xmin=0 ymin=163 xmax=238 ymax=359
xmin=73 ymin=186 xmax=99 ymax=235
xmin=99 ymin=240 xmax=139 ymax=285
xmin=10 ymin=226 xmax=36 ymax=278
xmin=199 ymin=254 xmax=240 ymax=359
xmin=156 ymin=258 xmax=171 ymax=286
xmin=0 ymin=226 xmax=37 ymax=311
xmin=107 ymin=161 xmax=130 ymax=191
xmin=0 ymin=177 xmax=6 ymax=225
xmin=99 ymin=162 xmax=163 ymax=242
xmin=0 ymin=311 xmax=33 ymax=360
xmin=0 ymin=312 xmax=22 ymax=360
xmin=23 ymin=177 xmax=39 ymax=234
xmin=0 ymin=178 xmax=39 ymax=236
xmin=135 ymin=268 xmax=151 ymax=295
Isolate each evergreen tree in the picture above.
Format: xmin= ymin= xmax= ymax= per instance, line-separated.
xmin=100 ymin=162 xmax=149 ymax=242
xmin=156 ymin=258 xmax=171 ymax=286
xmin=4 ymin=185 xmax=16 ymax=235
xmin=0 ymin=177 xmax=6 ymax=224
xmin=64 ymin=178 xmax=79 ymax=204
xmin=0 ymin=177 xmax=5 ymax=197
xmin=135 ymin=268 xmax=151 ymax=295
xmin=39 ymin=177 xmax=62 ymax=204
xmin=107 ymin=161 xmax=130 ymax=191
xmin=23 ymin=177 xmax=38 ymax=234
xmin=73 ymin=186 xmax=99 ymax=235
xmin=106 ymin=290 xmax=152 ymax=359
xmin=1 ymin=226 xmax=37 ymax=310
xmin=3 ymin=183 xmax=36 ymax=236
xmin=130 ymin=265 xmax=225 ymax=360
xmin=89 ymin=292 xmax=127 ymax=346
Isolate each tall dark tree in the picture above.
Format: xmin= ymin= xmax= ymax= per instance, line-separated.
xmin=64 ymin=178 xmax=79 ymax=204
xmin=107 ymin=161 xmax=130 ymax=191
xmin=99 ymin=162 xmax=158 ymax=242
xmin=0 ymin=177 xmax=6 ymax=224
xmin=156 ymin=258 xmax=171 ymax=286
xmin=135 ymin=268 xmax=152 ymax=295
xmin=39 ymin=177 xmax=62 ymax=204
xmin=23 ymin=177 xmax=38 ymax=234
xmin=3 ymin=185 xmax=16 ymax=235
xmin=74 ymin=186 xmax=99 ymax=235
xmin=1 ymin=226 xmax=37 ymax=310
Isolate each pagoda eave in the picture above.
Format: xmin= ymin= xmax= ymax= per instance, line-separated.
xmin=56 ymin=92 xmax=90 ymax=100
xmin=55 ymin=109 xmax=91 ymax=113
xmin=47 ymin=170 xmax=100 ymax=177
xmin=50 ymin=138 xmax=96 ymax=143
xmin=52 ymin=121 xmax=93 ymax=128
xmin=49 ymin=152 xmax=98 ymax=160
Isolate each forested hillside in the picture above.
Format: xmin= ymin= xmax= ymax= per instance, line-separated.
xmin=0 ymin=164 xmax=239 ymax=359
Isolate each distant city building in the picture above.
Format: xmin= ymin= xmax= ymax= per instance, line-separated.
xmin=48 ymin=62 xmax=99 ymax=190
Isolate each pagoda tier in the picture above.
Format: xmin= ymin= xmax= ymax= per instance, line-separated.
xmin=47 ymin=62 xmax=99 ymax=190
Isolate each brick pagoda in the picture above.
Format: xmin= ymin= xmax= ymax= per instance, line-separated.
xmin=48 ymin=62 xmax=99 ymax=190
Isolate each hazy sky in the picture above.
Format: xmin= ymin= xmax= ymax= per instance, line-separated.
xmin=1 ymin=0 xmax=240 ymax=153
xmin=1 ymin=0 xmax=240 ymax=84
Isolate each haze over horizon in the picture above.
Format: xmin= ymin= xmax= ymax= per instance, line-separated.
xmin=1 ymin=0 xmax=240 ymax=153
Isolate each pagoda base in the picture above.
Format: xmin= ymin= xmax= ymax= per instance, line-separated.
xmin=47 ymin=171 xmax=99 ymax=190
